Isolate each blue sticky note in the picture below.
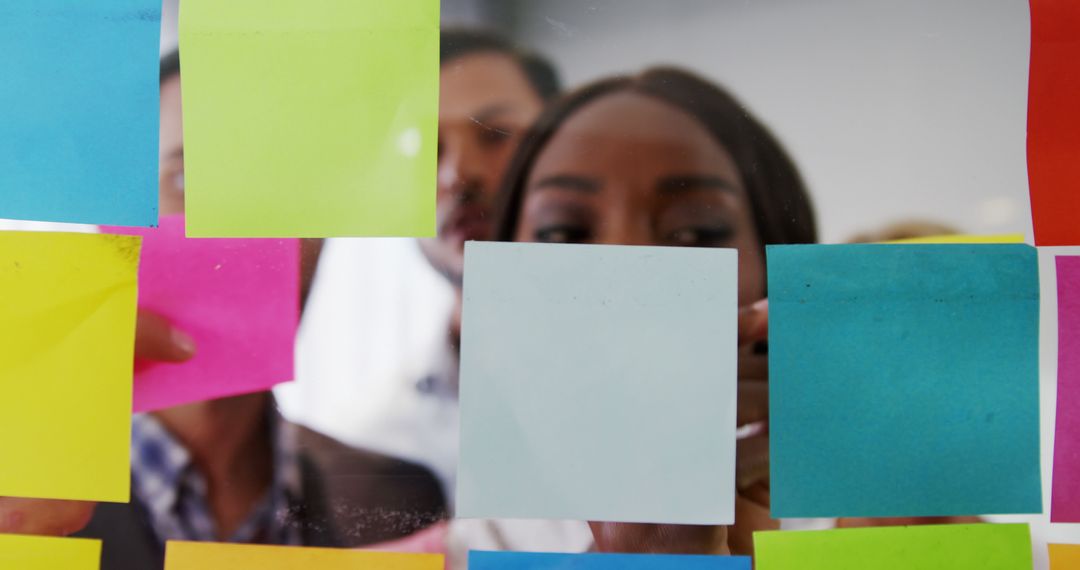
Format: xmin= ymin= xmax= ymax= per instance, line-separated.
xmin=457 ymin=242 xmax=738 ymax=524
xmin=0 ymin=1 xmax=160 ymax=226
xmin=470 ymin=551 xmax=751 ymax=570
xmin=768 ymin=244 xmax=1041 ymax=518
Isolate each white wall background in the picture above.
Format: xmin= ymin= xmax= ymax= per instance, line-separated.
xmin=508 ymin=0 xmax=1033 ymax=244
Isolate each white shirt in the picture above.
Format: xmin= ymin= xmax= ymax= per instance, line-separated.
xmin=275 ymin=237 xmax=456 ymax=474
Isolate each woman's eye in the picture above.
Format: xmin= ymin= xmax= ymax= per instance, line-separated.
xmin=667 ymin=226 xmax=734 ymax=247
xmin=534 ymin=225 xmax=591 ymax=244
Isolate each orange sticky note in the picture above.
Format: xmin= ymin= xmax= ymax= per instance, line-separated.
xmin=1050 ymin=544 xmax=1080 ymax=569
xmin=1028 ymin=0 xmax=1080 ymax=246
xmin=164 ymin=542 xmax=443 ymax=570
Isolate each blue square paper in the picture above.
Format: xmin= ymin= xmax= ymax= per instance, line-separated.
xmin=768 ymin=244 xmax=1041 ymax=518
xmin=0 ymin=1 xmax=160 ymax=226
xmin=457 ymin=242 xmax=738 ymax=524
xmin=470 ymin=551 xmax=750 ymax=570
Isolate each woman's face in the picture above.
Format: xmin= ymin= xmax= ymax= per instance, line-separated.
xmin=513 ymin=92 xmax=766 ymax=305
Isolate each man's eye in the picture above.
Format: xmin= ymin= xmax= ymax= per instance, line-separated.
xmin=478 ymin=126 xmax=513 ymax=147
xmin=535 ymin=225 xmax=590 ymax=244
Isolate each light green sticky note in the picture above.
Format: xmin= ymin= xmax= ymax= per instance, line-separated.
xmin=754 ymin=524 xmax=1032 ymax=570
xmin=179 ymin=0 xmax=438 ymax=237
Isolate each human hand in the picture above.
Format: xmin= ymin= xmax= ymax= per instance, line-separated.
xmin=0 ymin=498 xmax=96 ymax=536
xmin=728 ymin=299 xmax=779 ymax=554
xmin=135 ymin=309 xmax=196 ymax=362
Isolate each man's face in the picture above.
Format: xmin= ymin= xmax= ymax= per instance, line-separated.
xmin=419 ymin=52 xmax=545 ymax=281
xmin=159 ymin=75 xmax=185 ymax=217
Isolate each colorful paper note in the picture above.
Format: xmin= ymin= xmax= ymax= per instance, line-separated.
xmin=107 ymin=215 xmax=298 ymax=412
xmin=178 ymin=0 xmax=438 ymax=237
xmin=1049 ymin=544 xmax=1080 ymax=569
xmin=768 ymin=244 xmax=1041 ymax=518
xmin=470 ymin=551 xmax=750 ymax=570
xmin=1052 ymin=256 xmax=1080 ymax=522
xmin=0 ymin=534 xmax=101 ymax=570
xmin=0 ymin=231 xmax=138 ymax=502
xmin=1028 ymin=0 xmax=1080 ymax=246
xmin=754 ymin=524 xmax=1032 ymax=570
xmin=0 ymin=1 xmax=159 ymax=226
xmin=887 ymin=233 xmax=1026 ymax=244
xmin=164 ymin=541 xmax=443 ymax=569
xmin=457 ymin=242 xmax=738 ymax=524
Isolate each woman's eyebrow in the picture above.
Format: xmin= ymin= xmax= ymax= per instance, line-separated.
xmin=657 ymin=174 xmax=738 ymax=195
xmin=530 ymin=174 xmax=601 ymax=194
xmin=470 ymin=103 xmax=516 ymax=125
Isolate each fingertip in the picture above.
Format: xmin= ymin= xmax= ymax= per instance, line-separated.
xmin=169 ymin=328 xmax=197 ymax=360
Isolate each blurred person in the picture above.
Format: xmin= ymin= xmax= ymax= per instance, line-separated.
xmin=447 ymin=66 xmax=817 ymax=559
xmin=278 ymin=29 xmax=562 ymax=505
xmin=479 ymin=71 xmax=986 ymax=555
xmin=0 ymin=51 xmax=446 ymax=570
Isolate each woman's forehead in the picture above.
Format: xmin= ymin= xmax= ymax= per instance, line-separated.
xmin=531 ymin=91 xmax=739 ymax=179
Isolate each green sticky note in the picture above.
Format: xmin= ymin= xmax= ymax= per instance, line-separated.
xmin=754 ymin=524 xmax=1033 ymax=570
xmin=179 ymin=0 xmax=438 ymax=237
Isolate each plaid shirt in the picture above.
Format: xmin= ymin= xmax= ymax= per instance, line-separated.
xmin=129 ymin=411 xmax=304 ymax=546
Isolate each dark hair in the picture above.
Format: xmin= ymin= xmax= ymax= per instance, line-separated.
xmin=493 ymin=67 xmax=818 ymax=247
xmin=441 ymin=28 xmax=561 ymax=102
xmin=160 ymin=49 xmax=180 ymax=84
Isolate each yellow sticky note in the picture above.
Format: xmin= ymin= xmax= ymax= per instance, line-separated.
xmin=0 ymin=231 xmax=139 ymax=502
xmin=179 ymin=0 xmax=439 ymax=238
xmin=887 ymin=233 xmax=1026 ymax=244
xmin=0 ymin=533 xmax=101 ymax=569
xmin=165 ymin=542 xmax=443 ymax=569
xmin=1050 ymin=544 xmax=1080 ymax=569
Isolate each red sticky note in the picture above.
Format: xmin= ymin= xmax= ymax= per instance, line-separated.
xmin=1053 ymin=256 xmax=1080 ymax=521
xmin=107 ymin=215 xmax=299 ymax=412
xmin=1028 ymin=0 xmax=1080 ymax=246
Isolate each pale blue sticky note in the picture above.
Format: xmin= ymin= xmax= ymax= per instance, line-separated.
xmin=470 ymin=551 xmax=751 ymax=570
xmin=457 ymin=242 xmax=738 ymax=524
xmin=768 ymin=244 xmax=1041 ymax=518
xmin=0 ymin=1 xmax=160 ymax=226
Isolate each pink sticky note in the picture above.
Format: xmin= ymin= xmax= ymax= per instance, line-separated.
xmin=107 ymin=215 xmax=299 ymax=412
xmin=1053 ymin=256 xmax=1080 ymax=522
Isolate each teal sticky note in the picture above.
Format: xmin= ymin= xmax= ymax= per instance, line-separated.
xmin=470 ymin=551 xmax=751 ymax=570
xmin=0 ymin=1 xmax=160 ymax=226
xmin=457 ymin=242 xmax=738 ymax=524
xmin=768 ymin=244 xmax=1041 ymax=518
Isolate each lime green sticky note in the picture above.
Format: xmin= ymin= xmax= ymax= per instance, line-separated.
xmin=0 ymin=231 xmax=139 ymax=502
xmin=179 ymin=0 xmax=439 ymax=237
xmin=754 ymin=524 xmax=1033 ymax=570
xmin=0 ymin=534 xmax=101 ymax=569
